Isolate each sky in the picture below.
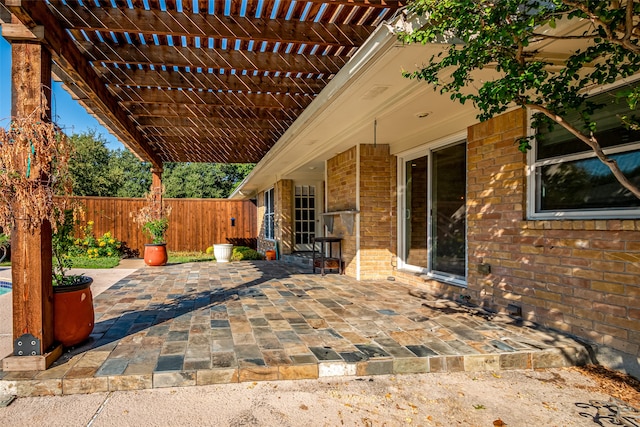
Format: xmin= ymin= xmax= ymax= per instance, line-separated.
xmin=0 ymin=34 xmax=124 ymax=150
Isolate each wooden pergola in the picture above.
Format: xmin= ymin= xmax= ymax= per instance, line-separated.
xmin=0 ymin=0 xmax=405 ymax=367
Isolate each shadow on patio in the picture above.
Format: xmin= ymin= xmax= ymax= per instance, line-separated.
xmin=0 ymin=261 xmax=591 ymax=396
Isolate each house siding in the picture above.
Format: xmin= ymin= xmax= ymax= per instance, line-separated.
xmin=397 ymin=109 xmax=640 ymax=357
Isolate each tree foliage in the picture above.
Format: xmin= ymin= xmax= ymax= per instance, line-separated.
xmin=163 ymin=162 xmax=255 ymax=198
xmin=110 ymin=149 xmax=152 ymax=198
xmin=401 ymin=0 xmax=640 ymax=198
xmin=68 ymin=130 xmax=117 ymax=196
xmin=67 ymin=130 xmax=254 ymax=198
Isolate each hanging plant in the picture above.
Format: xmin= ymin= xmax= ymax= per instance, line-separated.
xmin=0 ymin=100 xmax=74 ymax=235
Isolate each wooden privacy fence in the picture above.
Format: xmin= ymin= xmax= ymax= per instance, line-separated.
xmin=57 ymin=196 xmax=257 ymax=256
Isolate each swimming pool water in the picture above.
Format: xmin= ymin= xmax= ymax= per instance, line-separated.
xmin=0 ymin=281 xmax=11 ymax=295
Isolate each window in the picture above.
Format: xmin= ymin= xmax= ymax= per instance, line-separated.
xmin=530 ymin=82 xmax=640 ymax=218
xmin=264 ymin=188 xmax=274 ymax=240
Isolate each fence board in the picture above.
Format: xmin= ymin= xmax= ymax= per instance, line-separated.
xmin=56 ymin=196 xmax=257 ymax=256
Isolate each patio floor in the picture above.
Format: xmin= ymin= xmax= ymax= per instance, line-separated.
xmin=0 ymin=261 xmax=590 ymax=396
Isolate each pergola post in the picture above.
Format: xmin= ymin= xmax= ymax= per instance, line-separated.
xmin=4 ymin=37 xmax=59 ymax=368
xmin=150 ymin=166 xmax=163 ymax=219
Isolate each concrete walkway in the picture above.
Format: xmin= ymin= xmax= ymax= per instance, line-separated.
xmin=0 ymin=261 xmax=589 ymax=397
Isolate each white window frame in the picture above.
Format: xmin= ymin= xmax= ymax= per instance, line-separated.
xmin=396 ymin=132 xmax=468 ymax=287
xmin=264 ymin=187 xmax=275 ymax=240
xmin=527 ymin=78 xmax=640 ymax=220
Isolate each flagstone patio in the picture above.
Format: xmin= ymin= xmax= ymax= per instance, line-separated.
xmin=0 ymin=261 xmax=590 ymax=397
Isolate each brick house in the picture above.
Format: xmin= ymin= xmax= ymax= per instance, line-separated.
xmin=231 ymin=15 xmax=640 ymax=368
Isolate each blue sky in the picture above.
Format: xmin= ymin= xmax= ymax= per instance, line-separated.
xmin=0 ymin=34 xmax=123 ymax=150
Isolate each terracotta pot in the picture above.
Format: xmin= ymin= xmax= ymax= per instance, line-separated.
xmin=53 ymin=276 xmax=94 ymax=348
xmin=144 ymin=243 xmax=168 ymax=266
xmin=265 ymin=250 xmax=276 ymax=260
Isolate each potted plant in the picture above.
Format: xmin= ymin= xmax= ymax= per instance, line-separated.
xmin=0 ymin=101 xmax=94 ymax=348
xmin=52 ymin=208 xmax=94 ymax=347
xmin=131 ymin=188 xmax=171 ymax=266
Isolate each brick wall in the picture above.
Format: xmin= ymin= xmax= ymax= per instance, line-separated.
xmin=275 ymin=179 xmax=294 ymax=255
xmin=359 ymin=145 xmax=397 ymax=280
xmin=326 ymin=147 xmax=358 ymax=276
xmin=325 ymin=145 xmax=396 ymax=279
xmin=397 ymin=109 xmax=640 ymax=356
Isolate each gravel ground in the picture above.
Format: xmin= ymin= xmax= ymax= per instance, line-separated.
xmin=1 ymin=367 xmax=639 ymax=427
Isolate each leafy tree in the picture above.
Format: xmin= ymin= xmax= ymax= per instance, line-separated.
xmin=68 ymin=130 xmax=118 ymax=196
xmin=66 ymin=130 xmax=253 ymax=198
xmin=401 ymin=0 xmax=640 ymax=198
xmin=109 ymin=149 xmax=151 ymax=198
xmin=163 ymin=163 xmax=254 ymax=198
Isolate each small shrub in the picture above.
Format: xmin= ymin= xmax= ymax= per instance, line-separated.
xmin=230 ymin=246 xmax=263 ymax=261
xmin=73 ymin=220 xmax=122 ymax=258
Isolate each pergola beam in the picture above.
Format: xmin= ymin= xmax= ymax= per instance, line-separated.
xmin=94 ymin=66 xmax=327 ymax=94
xmin=123 ymin=103 xmax=304 ymax=121
xmin=4 ymin=0 xmax=163 ymax=168
xmin=51 ymin=3 xmax=374 ymax=48
xmin=79 ymin=42 xmax=347 ymax=75
xmin=113 ymin=87 xmax=314 ymax=109
xmin=135 ymin=116 xmax=293 ymax=131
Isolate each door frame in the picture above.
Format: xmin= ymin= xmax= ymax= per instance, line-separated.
xmin=396 ymin=132 xmax=468 ymax=286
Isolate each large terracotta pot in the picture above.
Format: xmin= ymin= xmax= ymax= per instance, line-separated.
xmin=53 ymin=276 xmax=94 ymax=348
xmin=144 ymin=243 xmax=168 ymax=266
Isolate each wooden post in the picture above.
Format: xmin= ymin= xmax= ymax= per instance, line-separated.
xmin=9 ymin=40 xmax=55 ymax=358
xmin=150 ymin=167 xmax=163 ymax=219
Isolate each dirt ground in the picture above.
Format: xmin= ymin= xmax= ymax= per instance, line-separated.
xmin=1 ymin=366 xmax=639 ymax=427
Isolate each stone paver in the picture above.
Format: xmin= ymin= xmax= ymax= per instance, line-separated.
xmin=0 ymin=261 xmax=589 ymax=396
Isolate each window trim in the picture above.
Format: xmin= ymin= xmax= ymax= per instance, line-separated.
xmin=526 ymin=79 xmax=640 ymax=220
xmin=264 ymin=187 xmax=275 ymax=241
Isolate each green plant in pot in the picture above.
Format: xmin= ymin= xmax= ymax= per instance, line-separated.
xmin=0 ymin=102 xmax=94 ymax=349
xmin=132 ymin=187 xmax=171 ymax=266
xmin=52 ymin=208 xmax=95 ymax=348
xmin=142 ymin=217 xmax=169 ymax=244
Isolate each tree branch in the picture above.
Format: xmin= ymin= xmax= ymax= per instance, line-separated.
xmin=624 ymin=0 xmax=634 ymax=43
xmin=562 ymin=0 xmax=640 ymax=53
xmin=526 ymin=103 xmax=640 ymax=199
xmin=531 ymin=33 xmax=598 ymax=41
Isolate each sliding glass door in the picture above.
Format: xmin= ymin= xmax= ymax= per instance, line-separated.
xmin=402 ymin=141 xmax=466 ymax=281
